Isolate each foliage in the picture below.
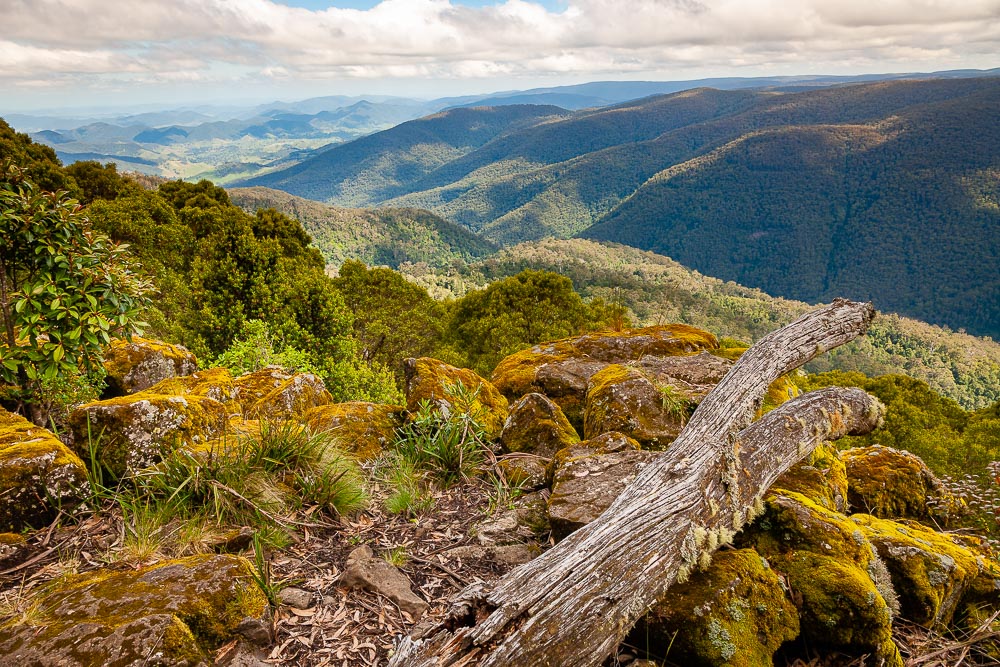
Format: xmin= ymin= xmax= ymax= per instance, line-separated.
xmin=212 ymin=319 xmax=320 ymax=377
xmin=0 ymin=163 xmax=152 ymax=423
xmin=64 ymin=161 xmax=131 ymax=204
xmin=446 ymin=269 xmax=625 ymax=375
xmin=0 ymin=119 xmax=78 ymax=194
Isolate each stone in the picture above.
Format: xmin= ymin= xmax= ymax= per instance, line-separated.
xmin=547 ymin=433 xmax=657 ymax=540
xmin=499 ymin=392 xmax=579 ymax=458
xmin=0 ymin=554 xmax=268 ymax=666
xmin=103 ymin=337 xmax=198 ymax=397
xmin=69 ymin=391 xmax=228 ymax=478
xmin=304 ymin=402 xmax=404 ymax=460
xmin=773 ymin=442 xmax=849 ymax=512
xmin=497 ymin=456 xmax=548 ymax=490
xmin=0 ymin=408 xmax=90 ymax=532
xmin=277 ymin=586 xmax=314 ymax=609
xmin=631 ymin=549 xmax=800 ymax=667
xmin=491 ymin=324 xmax=718 ymax=430
xmin=0 ymin=532 xmax=28 ymax=570
xmin=403 ymin=357 xmax=508 ymax=440
xmin=842 ymin=445 xmax=963 ymax=525
xmin=234 ymin=367 xmax=332 ymax=421
xmin=472 ymin=491 xmax=551 ymax=546
xmin=234 ymin=618 xmax=271 ymax=646
xmin=340 ymin=545 xmax=428 ymax=618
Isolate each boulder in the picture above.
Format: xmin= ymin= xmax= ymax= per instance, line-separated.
xmin=403 ymin=357 xmax=508 ymax=440
xmin=340 ymin=545 xmax=428 ymax=618
xmin=103 ymin=337 xmax=198 ymax=397
xmin=499 ymin=392 xmax=579 ymax=457
xmin=144 ymin=367 xmax=239 ymax=406
xmin=0 ymin=408 xmax=90 ymax=531
xmin=741 ymin=492 xmax=902 ymax=667
xmin=842 ymin=446 xmax=963 ymax=524
xmin=547 ymin=432 xmax=657 ymax=540
xmin=0 ymin=554 xmax=268 ymax=666
xmin=233 ymin=367 xmax=332 ymax=421
xmin=491 ymin=325 xmax=718 ymax=429
xmin=583 ymin=364 xmax=695 ymax=449
xmin=304 ymin=402 xmax=404 ymax=460
xmin=69 ymin=391 xmax=228 ymax=478
xmin=473 ymin=491 xmax=551 ymax=546
xmin=631 ymin=549 xmax=800 ymax=667
xmin=854 ymin=514 xmax=1000 ymax=629
xmin=0 ymin=532 xmax=28 ymax=569
xmin=497 ymin=456 xmax=548 ymax=490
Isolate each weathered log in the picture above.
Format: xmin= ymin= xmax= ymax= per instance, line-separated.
xmin=391 ymin=299 xmax=879 ymax=667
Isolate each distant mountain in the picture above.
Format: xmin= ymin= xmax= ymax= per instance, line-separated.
xmin=237 ymin=104 xmax=573 ymax=205
xmin=228 ymin=186 xmax=496 ymax=268
xmin=249 ymin=77 xmax=999 ymax=338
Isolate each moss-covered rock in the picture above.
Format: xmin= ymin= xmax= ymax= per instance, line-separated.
xmin=0 ymin=408 xmax=90 ymax=531
xmin=491 ymin=325 xmax=718 ymax=429
xmin=0 ymin=532 xmax=28 ymax=569
xmin=547 ymin=432 xmax=656 ymax=539
xmin=853 ymin=514 xmax=1000 ymax=629
xmin=632 ymin=549 xmax=800 ymax=667
xmin=742 ymin=492 xmax=902 ymax=667
xmin=583 ymin=364 xmax=697 ymax=449
xmin=772 ymin=442 xmax=849 ymax=512
xmin=144 ymin=367 xmax=239 ymax=406
xmin=500 ymin=392 xmax=579 ymax=457
xmin=497 ymin=456 xmax=548 ymax=490
xmin=69 ymin=392 xmax=228 ymax=478
xmin=234 ymin=367 xmax=332 ymax=421
xmin=0 ymin=554 xmax=268 ymax=666
xmin=473 ymin=490 xmax=550 ymax=545
xmin=304 ymin=402 xmax=404 ymax=461
xmin=103 ymin=337 xmax=198 ymax=397
xmin=842 ymin=446 xmax=962 ymax=524
xmin=403 ymin=357 xmax=508 ymax=440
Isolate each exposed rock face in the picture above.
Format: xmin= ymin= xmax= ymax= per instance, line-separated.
xmin=305 ymin=402 xmax=403 ymax=460
xmin=69 ymin=391 xmax=229 ymax=478
xmin=497 ymin=456 xmax=548 ymax=490
xmin=103 ymin=337 xmax=198 ymax=397
xmin=546 ymin=432 xmax=656 ymax=540
xmin=234 ymin=367 xmax=332 ymax=420
xmin=340 ymin=545 xmax=428 ymax=618
xmin=632 ymin=549 xmax=800 ymax=667
xmin=0 ymin=554 xmax=268 ymax=666
xmin=490 ymin=325 xmax=719 ymax=430
xmin=403 ymin=357 xmax=508 ymax=440
xmin=499 ymin=392 xmax=579 ymax=457
xmin=842 ymin=445 xmax=963 ymax=524
xmin=0 ymin=408 xmax=90 ymax=531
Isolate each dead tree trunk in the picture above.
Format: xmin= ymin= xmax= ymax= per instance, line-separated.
xmin=391 ymin=298 xmax=880 ymax=667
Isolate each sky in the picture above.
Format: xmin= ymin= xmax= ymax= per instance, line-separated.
xmin=2 ymin=0 xmax=999 ymax=112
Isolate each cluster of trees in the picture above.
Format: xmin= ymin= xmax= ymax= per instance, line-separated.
xmin=0 ymin=120 xmax=622 ymax=422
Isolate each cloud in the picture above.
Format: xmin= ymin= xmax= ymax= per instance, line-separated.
xmin=2 ymin=0 xmax=998 ymax=96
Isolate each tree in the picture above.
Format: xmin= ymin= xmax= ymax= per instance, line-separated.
xmin=390 ymin=299 xmax=879 ymax=667
xmin=0 ymin=163 xmax=152 ymax=424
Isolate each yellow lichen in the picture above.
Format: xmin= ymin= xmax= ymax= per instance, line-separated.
xmin=406 ymin=357 xmax=508 ymax=440
xmin=305 ymin=402 xmax=404 ymax=460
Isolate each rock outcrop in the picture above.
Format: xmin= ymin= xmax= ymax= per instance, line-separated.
xmin=499 ymin=392 xmax=579 ymax=457
xmin=103 ymin=337 xmax=198 ymax=397
xmin=403 ymin=357 xmax=508 ymax=440
xmin=305 ymin=402 xmax=403 ymax=460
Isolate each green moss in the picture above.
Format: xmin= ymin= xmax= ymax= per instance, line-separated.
xmin=772 ymin=442 xmax=848 ymax=511
xmin=234 ymin=368 xmax=333 ymax=420
xmin=500 ymin=393 xmax=579 ymax=458
xmin=632 ymin=549 xmax=799 ymax=667
xmin=103 ymin=337 xmax=199 ymax=395
xmin=842 ymin=446 xmax=962 ymax=524
xmin=305 ymin=402 xmax=404 ymax=460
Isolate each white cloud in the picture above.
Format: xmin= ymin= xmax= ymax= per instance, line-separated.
xmin=1 ymin=0 xmax=998 ymax=100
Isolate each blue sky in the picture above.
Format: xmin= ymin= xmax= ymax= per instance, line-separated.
xmin=2 ymin=0 xmax=997 ymax=112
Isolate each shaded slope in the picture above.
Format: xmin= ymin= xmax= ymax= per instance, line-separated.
xmin=228 ymin=186 xmax=495 ymax=269
xmin=583 ymin=82 xmax=1000 ymax=338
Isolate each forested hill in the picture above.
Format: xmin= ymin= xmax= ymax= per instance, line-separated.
xmin=241 ymin=77 xmax=1000 ymax=338
xmin=228 ymin=186 xmax=496 ymax=269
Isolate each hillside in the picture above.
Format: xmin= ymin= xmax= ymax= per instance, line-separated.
xmin=228 ymin=186 xmax=496 ymax=269
xmin=247 ymin=77 xmax=1000 ymax=337
xmin=239 ymin=104 xmax=572 ymax=205
xmin=401 ymin=238 xmax=1000 ymax=410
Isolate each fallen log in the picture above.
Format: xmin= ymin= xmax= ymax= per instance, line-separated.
xmin=391 ymin=298 xmax=880 ymax=667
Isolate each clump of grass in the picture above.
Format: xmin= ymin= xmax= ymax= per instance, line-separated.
xmin=381 ymin=457 xmax=435 ymax=517
xmin=383 ymin=546 xmax=409 ymax=568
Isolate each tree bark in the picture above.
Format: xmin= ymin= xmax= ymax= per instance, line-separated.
xmin=390 ymin=298 xmax=880 ymax=667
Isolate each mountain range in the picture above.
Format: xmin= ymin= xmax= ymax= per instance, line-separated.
xmin=239 ymin=77 xmax=1000 ymax=339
